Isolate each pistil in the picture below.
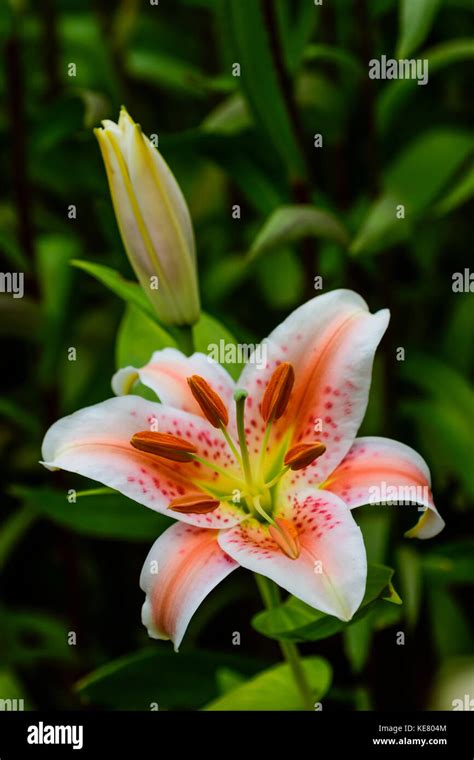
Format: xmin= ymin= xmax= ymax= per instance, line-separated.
xmin=234 ymin=388 xmax=255 ymax=490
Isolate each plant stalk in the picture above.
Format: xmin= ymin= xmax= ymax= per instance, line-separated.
xmin=254 ymin=574 xmax=314 ymax=710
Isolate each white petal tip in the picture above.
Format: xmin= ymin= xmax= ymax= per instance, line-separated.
xmin=111 ymin=367 xmax=139 ymax=396
xmin=39 ymin=460 xmax=60 ymax=472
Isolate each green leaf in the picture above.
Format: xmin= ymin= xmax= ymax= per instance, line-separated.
xmin=0 ymin=507 xmax=37 ymax=572
xmin=1 ymin=608 xmax=75 ymax=666
xmin=248 ymin=205 xmax=350 ymax=262
xmin=11 ymin=486 xmax=171 ymax=541
xmin=403 ymin=399 xmax=474 ymax=498
xmin=226 ymin=0 xmax=305 ymax=176
xmin=428 ymin=587 xmax=473 ymax=658
xmin=252 ymin=564 xmax=397 ymax=642
xmin=357 ymin=510 xmax=391 ymax=564
xmin=397 ymin=545 xmax=423 ymax=629
xmin=201 ymin=93 xmax=252 ymax=135
xmin=351 ymin=130 xmax=474 ymax=255
xmin=37 ymin=235 xmax=79 ymax=382
xmin=423 ymin=541 xmax=474 ymax=584
xmin=303 ymin=44 xmax=365 ymax=78
xmin=126 ymin=50 xmax=212 ymax=98
xmin=257 ymin=248 xmax=304 ymax=309
xmin=276 ymin=0 xmax=318 ymax=73
xmin=377 ymin=39 xmax=474 ymax=135
xmin=401 ymin=353 xmax=474 ymax=418
xmin=193 ymin=311 xmax=243 ymax=379
xmin=0 ymin=398 xmax=40 ymax=434
xmin=203 ymin=254 xmax=249 ymax=303
xmin=77 ymin=648 xmax=265 ymax=709
xmin=216 ymin=667 xmax=246 ymax=695
xmin=400 ymin=356 xmax=474 ymax=494
xmin=72 ymin=260 xmax=156 ymax=319
xmin=397 ymin=0 xmax=443 ymax=58
xmin=343 ymin=616 xmax=373 ymax=674
xmin=434 ymin=165 xmax=474 ymax=216
xmin=116 ymin=304 xmax=177 ymax=369
xmin=0 ymin=669 xmax=27 ymax=706
xmin=443 ymin=296 xmax=474 ymax=376
xmin=204 ymin=656 xmax=332 ymax=710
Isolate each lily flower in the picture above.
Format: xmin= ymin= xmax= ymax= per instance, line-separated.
xmin=95 ymin=108 xmax=200 ymax=326
xmin=41 ymin=290 xmax=444 ymax=650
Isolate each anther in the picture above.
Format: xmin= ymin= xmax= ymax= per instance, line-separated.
xmin=187 ymin=375 xmax=229 ymax=428
xmin=168 ymin=492 xmax=220 ymax=514
xmin=261 ymin=362 xmax=295 ymax=422
xmin=284 ymin=442 xmax=326 ymax=470
xmin=130 ymin=431 xmax=197 ymax=462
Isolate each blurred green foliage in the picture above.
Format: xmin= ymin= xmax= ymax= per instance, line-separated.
xmin=0 ymin=0 xmax=472 ymax=710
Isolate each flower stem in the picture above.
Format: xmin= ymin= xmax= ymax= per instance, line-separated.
xmin=254 ymin=574 xmax=314 ymax=711
xmin=172 ymin=324 xmax=194 ymax=356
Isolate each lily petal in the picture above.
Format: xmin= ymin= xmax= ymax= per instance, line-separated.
xmin=219 ymin=489 xmax=367 ymax=621
xmin=41 ymin=396 xmax=244 ymax=529
xmin=112 ymin=348 xmax=236 ymax=421
xmin=238 ymin=290 xmax=389 ymax=481
xmin=324 ymin=436 xmax=445 ymax=539
xmin=141 ymin=523 xmax=238 ymax=650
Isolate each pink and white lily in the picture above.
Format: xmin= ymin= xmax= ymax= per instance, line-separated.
xmin=41 ymin=289 xmax=444 ymax=650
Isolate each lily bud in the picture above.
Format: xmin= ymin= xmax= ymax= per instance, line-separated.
xmin=95 ymin=108 xmax=200 ymax=326
xmin=284 ymin=441 xmax=326 ymax=470
xmin=168 ymin=493 xmax=220 ymax=514
xmin=187 ymin=375 xmax=229 ymax=428
xmin=261 ymin=362 xmax=295 ymax=422
xmin=269 ymin=518 xmax=300 ymax=560
xmin=130 ymin=431 xmax=197 ymax=462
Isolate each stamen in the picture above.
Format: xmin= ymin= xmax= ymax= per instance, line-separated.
xmin=168 ymin=493 xmax=220 ymax=514
xmin=130 ymin=431 xmax=197 ymax=462
xmin=264 ymin=465 xmax=290 ymax=489
xmin=187 ymin=374 xmax=242 ymax=466
xmin=268 ymin=518 xmax=300 ymax=560
xmin=261 ymin=362 xmax=294 ymax=422
xmin=284 ymin=441 xmax=326 ymax=470
xmin=252 ymin=494 xmax=275 ymax=524
xmin=187 ymin=375 xmax=228 ymax=428
xmin=189 ymin=453 xmax=247 ymax=489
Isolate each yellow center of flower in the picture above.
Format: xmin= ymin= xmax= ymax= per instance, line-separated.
xmin=130 ymin=365 xmax=326 ymax=558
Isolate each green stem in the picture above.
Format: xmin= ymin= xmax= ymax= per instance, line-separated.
xmin=172 ymin=324 xmax=194 ymax=356
xmin=252 ymin=495 xmax=275 ymax=526
xmin=265 ymin=465 xmax=290 ymax=490
xmin=255 ymin=574 xmax=314 ymax=711
xmin=219 ymin=423 xmax=242 ymax=467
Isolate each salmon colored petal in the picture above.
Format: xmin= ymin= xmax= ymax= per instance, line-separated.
xmin=324 ymin=437 xmax=445 ymax=539
xmin=41 ymin=396 xmax=244 ymax=529
xmin=237 ymin=290 xmax=389 ymax=480
xmin=112 ymin=348 xmax=235 ymax=420
xmin=141 ymin=523 xmax=238 ymax=650
xmin=219 ymin=489 xmax=367 ymax=621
